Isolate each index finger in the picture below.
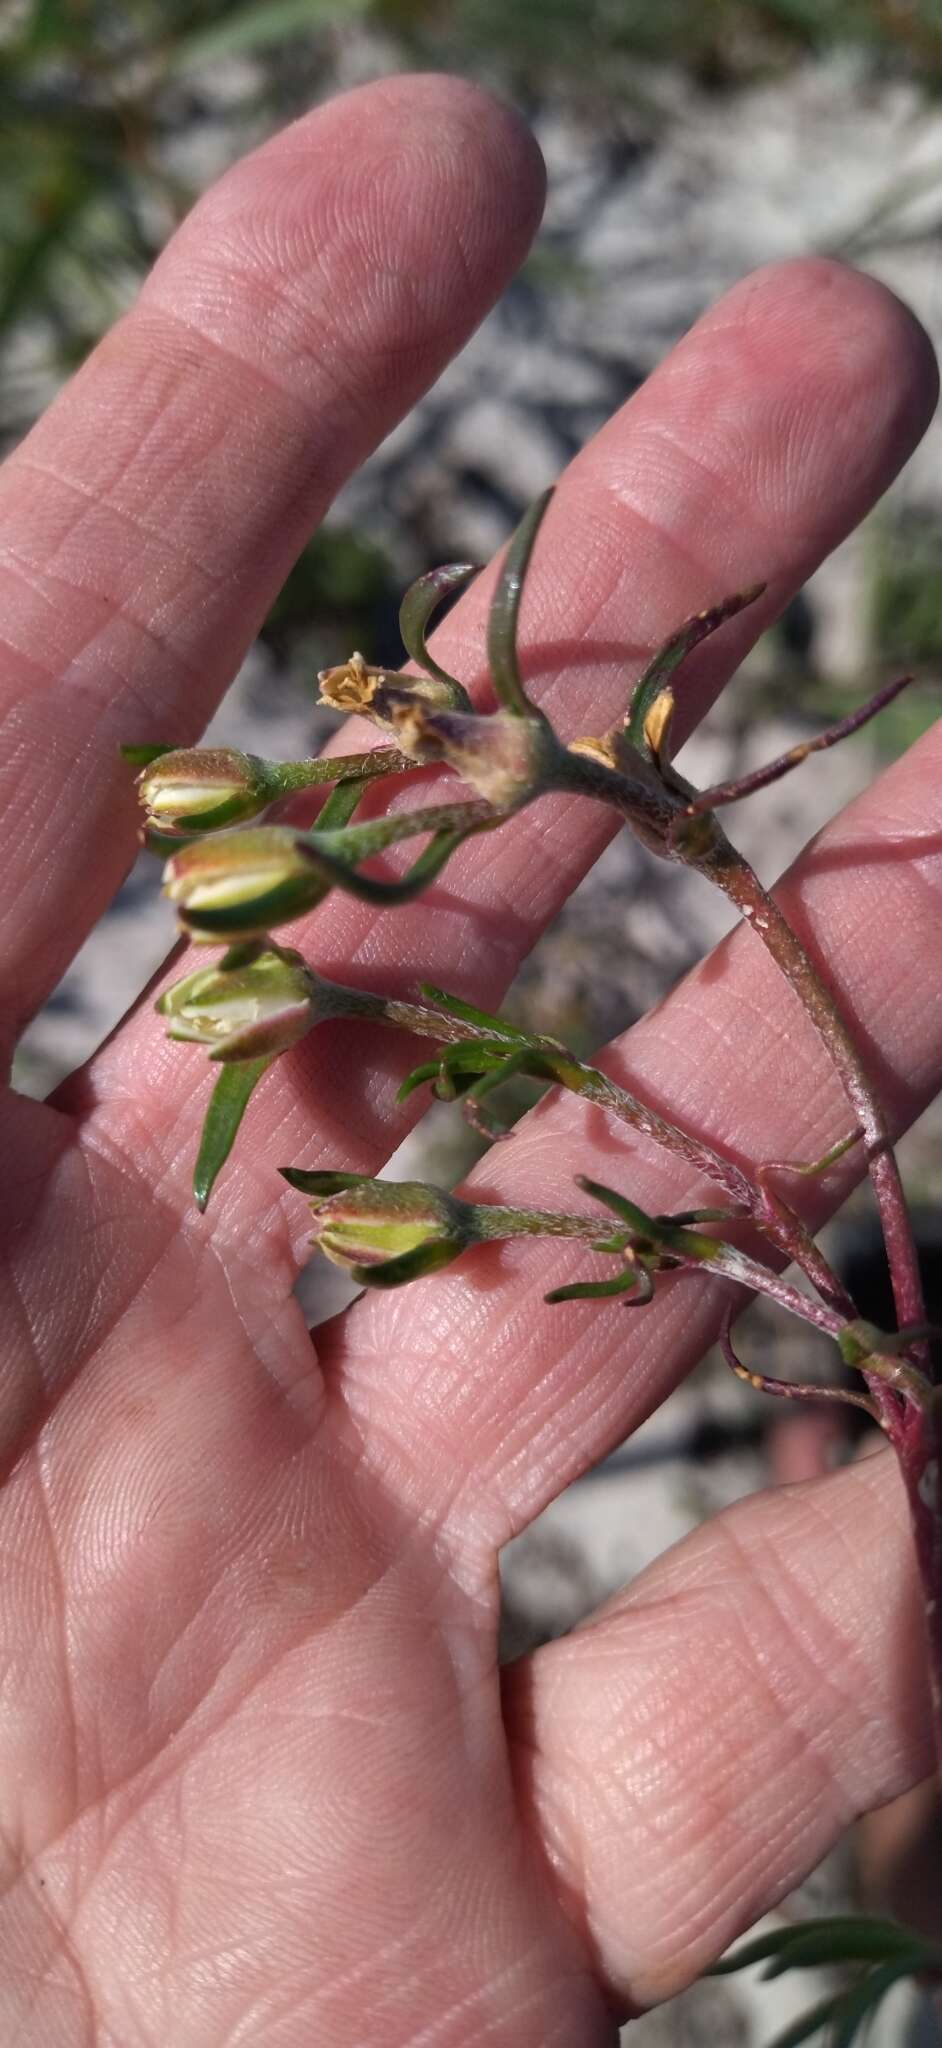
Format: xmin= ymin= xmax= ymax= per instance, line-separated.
xmin=0 ymin=75 xmax=546 ymax=1050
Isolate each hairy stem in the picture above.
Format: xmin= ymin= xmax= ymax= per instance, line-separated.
xmin=705 ymin=838 xmax=928 ymax=1380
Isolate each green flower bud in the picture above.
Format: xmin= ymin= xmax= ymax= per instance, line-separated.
xmin=139 ymin=748 xmax=275 ymax=832
xmin=157 ymin=947 xmax=330 ymax=1061
xmin=163 ymin=827 xmax=328 ymax=942
xmin=307 ymin=1178 xmax=474 ymax=1286
xmin=387 ymin=702 xmax=558 ymax=809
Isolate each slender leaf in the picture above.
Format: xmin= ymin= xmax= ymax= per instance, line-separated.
xmin=827 ymin=1962 xmax=916 ymax=2048
xmin=575 ymin=1176 xmax=659 ymax=1236
xmin=762 ymin=1993 xmax=845 ymax=2048
xmin=280 ymin=1168 xmax=373 ymax=1196
xmin=301 ymin=820 xmax=492 ymax=907
xmin=316 ymin=772 xmax=372 ymax=831
xmin=711 ymin=1918 xmax=929 ymax=1977
xmin=624 ymin=583 xmax=764 ymax=753
xmin=398 ymin=563 xmax=478 ymax=702
xmin=313 ymin=798 xmax=486 ymax=866
xmin=763 ymin=1925 xmax=925 ymax=1977
xmin=193 ymin=1056 xmax=272 ymax=1212
xmin=170 ymin=0 xmax=369 ymax=72
xmin=546 ymin=1265 xmax=649 ymax=1306
xmin=486 ymin=489 xmax=553 ymax=716
xmin=396 ymin=1060 xmax=447 ymax=1103
xmin=419 ymin=983 xmax=530 ymax=1039
xmin=461 ymin=1045 xmax=533 ymax=1127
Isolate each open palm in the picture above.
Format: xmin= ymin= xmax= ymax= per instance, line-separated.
xmin=1 ymin=75 xmax=939 ymax=2045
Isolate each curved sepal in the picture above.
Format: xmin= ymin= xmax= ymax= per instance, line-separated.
xmin=487 ymin=488 xmax=554 ymax=717
xmin=624 ymin=583 xmax=765 ymax=760
xmin=398 ymin=563 xmax=479 ymax=704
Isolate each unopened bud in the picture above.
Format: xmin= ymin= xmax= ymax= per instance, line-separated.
xmin=139 ymin=748 xmax=275 ymax=832
xmin=163 ymin=827 xmax=328 ymax=942
xmin=388 ymin=702 xmax=557 ymax=809
xmin=309 ymin=1178 xmax=473 ymax=1284
xmin=157 ymin=947 xmax=332 ymax=1061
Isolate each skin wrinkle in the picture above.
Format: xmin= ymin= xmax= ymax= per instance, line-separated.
xmin=0 ymin=553 xmax=205 ymax=729
xmin=620 ymin=414 xmax=775 ymax=558
xmin=141 ymin=292 xmax=357 ymax=432
xmin=509 ymin=1460 xmax=932 ymax=2003
xmin=7 ymin=440 xmax=229 ymax=604
xmin=7 ymin=1889 xmax=98 ymax=2048
xmin=15 ymin=1446 xmax=387 ymax=1943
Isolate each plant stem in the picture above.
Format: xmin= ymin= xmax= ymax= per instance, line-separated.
xmin=275 ymin=746 xmax=414 ymax=792
xmin=322 ymin=979 xmax=854 ymax=1316
xmin=704 ymin=838 xmax=928 ymax=1377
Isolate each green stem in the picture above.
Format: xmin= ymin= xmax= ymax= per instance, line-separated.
xmin=273 ymin=747 xmax=414 ymax=792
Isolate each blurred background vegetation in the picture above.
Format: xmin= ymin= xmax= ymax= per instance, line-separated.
xmin=7 ymin=0 xmax=942 ymax=674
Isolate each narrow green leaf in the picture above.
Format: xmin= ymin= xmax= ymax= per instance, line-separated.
xmin=545 ymin=1266 xmax=644 ymax=1306
xmin=399 ymin=564 xmax=478 ymax=702
xmin=170 ymin=0 xmax=368 ymax=72
xmin=576 ymin=1176 xmax=659 ymax=1236
xmin=486 ymin=489 xmax=553 ymax=716
xmin=762 ymin=1992 xmax=843 ymax=2048
xmin=396 ymin=1048 xmax=507 ymax=1105
xmin=314 ymin=797 xmax=490 ymax=868
xmin=121 ymin=742 xmax=174 ymax=767
xmin=429 ymin=1043 xmax=513 ymax=1075
xmin=827 ymin=1962 xmax=915 ymax=2048
xmin=303 ymin=823 xmax=489 ymax=907
xmin=396 ymin=1061 xmax=446 ymax=1103
xmin=193 ymin=1057 xmax=272 ymax=1212
xmin=711 ymin=1918 xmax=927 ymax=1977
xmin=419 ymin=984 xmax=530 ymax=1039
xmin=316 ymin=772 xmax=372 ymax=831
xmin=624 ymin=584 xmax=765 ymax=753
xmin=280 ymin=1168 xmax=373 ymax=1196
xmin=462 ymin=1045 xmax=531 ymax=1117
xmin=763 ymin=1925 xmax=925 ymax=1977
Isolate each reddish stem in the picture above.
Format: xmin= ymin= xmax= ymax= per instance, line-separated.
xmin=704 ymin=845 xmax=928 ymax=1399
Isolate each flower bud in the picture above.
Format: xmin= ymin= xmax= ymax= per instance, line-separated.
xmin=157 ymin=947 xmax=330 ymax=1061
xmin=163 ymin=827 xmax=328 ymax=942
xmin=387 ymin=702 xmax=558 ymax=809
xmin=139 ymin=748 xmax=275 ymax=832
xmin=308 ymin=1178 xmax=473 ymax=1285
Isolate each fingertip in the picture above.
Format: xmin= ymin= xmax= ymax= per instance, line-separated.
xmin=162 ymin=71 xmax=545 ymax=360
xmin=352 ymin=71 xmax=548 ymax=251
xmin=719 ymin=254 xmax=939 ymax=485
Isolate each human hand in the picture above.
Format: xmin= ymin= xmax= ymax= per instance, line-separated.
xmin=0 ymin=74 xmax=939 ymax=2045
